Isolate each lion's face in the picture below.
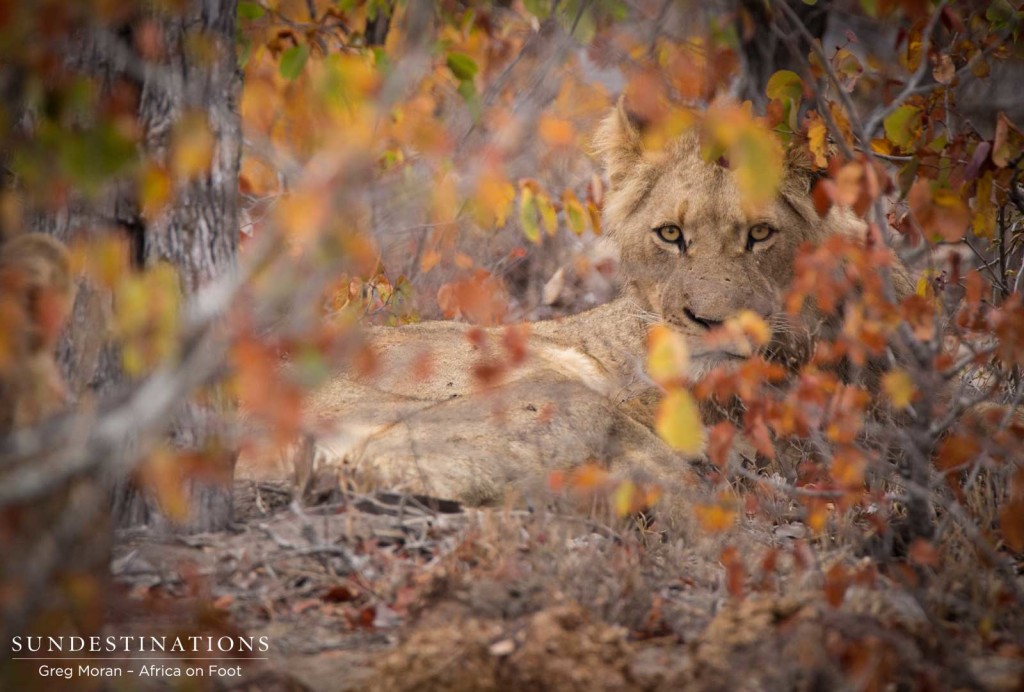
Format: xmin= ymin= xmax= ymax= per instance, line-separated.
xmin=594 ymin=103 xmax=852 ymax=369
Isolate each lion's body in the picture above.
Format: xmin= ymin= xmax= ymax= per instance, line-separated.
xmin=300 ymin=298 xmax=677 ymax=504
xmin=272 ymin=103 xmax=916 ymax=505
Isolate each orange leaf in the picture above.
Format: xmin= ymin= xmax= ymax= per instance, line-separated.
xmin=538 ymin=114 xmax=575 ymax=148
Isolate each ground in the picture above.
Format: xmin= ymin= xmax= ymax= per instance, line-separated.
xmin=83 ymin=478 xmax=1024 ymax=691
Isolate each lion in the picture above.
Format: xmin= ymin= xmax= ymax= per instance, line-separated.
xmin=0 ymin=232 xmax=74 ymax=433
xmin=278 ymin=101 xmax=915 ymax=506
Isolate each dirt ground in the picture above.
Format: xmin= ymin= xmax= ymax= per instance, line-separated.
xmin=56 ymin=477 xmax=1016 ymax=692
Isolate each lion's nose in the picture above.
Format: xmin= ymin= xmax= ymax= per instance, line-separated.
xmin=683 ymin=307 xmax=723 ymax=330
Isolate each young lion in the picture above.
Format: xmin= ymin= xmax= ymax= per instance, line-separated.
xmin=289 ymin=103 xmax=911 ymax=505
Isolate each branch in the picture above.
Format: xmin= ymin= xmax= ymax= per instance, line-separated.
xmin=0 ymin=235 xmax=279 ymax=509
xmin=862 ymin=0 xmax=950 ymax=140
xmin=773 ymin=0 xmax=871 ymax=149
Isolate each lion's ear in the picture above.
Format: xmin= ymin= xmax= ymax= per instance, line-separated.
xmin=593 ymin=96 xmax=644 ymax=188
xmin=781 ymin=144 xmax=826 ymax=194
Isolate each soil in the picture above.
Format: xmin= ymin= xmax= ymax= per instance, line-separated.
xmin=73 ymin=479 xmax=1024 ymax=691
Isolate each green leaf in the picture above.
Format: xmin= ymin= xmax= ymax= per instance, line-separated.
xmin=279 ymin=44 xmax=310 ymax=81
xmin=238 ymin=1 xmax=265 ymax=20
xmin=519 ymin=188 xmax=541 ymax=244
xmin=986 ymin=0 xmax=1015 ymax=26
xmin=883 ymin=105 xmax=922 ymax=150
xmin=562 ymin=190 xmax=586 ymax=235
xmin=457 ymin=80 xmax=481 ymax=119
xmin=446 ymin=52 xmax=478 ymax=81
xmin=523 ymin=0 xmax=552 ymax=20
xmin=765 ymin=70 xmax=803 ymax=105
xmin=557 ymin=0 xmax=596 ymax=44
xmin=237 ymin=35 xmax=253 ymax=68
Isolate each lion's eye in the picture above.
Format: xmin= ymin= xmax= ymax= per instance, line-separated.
xmin=746 ymin=224 xmax=776 ymax=250
xmin=654 ymin=225 xmax=684 ymax=245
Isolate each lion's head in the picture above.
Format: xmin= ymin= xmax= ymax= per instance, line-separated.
xmin=593 ymin=100 xmax=876 ymax=370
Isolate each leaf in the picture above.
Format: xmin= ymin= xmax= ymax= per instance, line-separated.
xmin=536 ymin=192 xmax=558 ymax=236
xmin=732 ymin=310 xmax=771 ymax=347
xmin=765 ymin=70 xmax=803 ymax=104
xmin=523 ymin=0 xmax=552 ymax=20
xmin=992 ymin=112 xmax=1019 ymax=167
xmin=734 ymin=127 xmax=783 ymax=213
xmin=972 ymin=171 xmax=996 ymax=239
xmin=238 ymin=1 xmax=265 ymax=20
xmin=472 ymin=173 xmax=516 ymax=229
xmin=139 ymin=162 xmax=172 ymax=217
xmin=542 ymin=267 xmax=566 ymax=306
xmin=823 ymin=563 xmax=849 ymax=606
xmin=932 ymin=53 xmax=955 ymax=84
xmin=807 ymin=115 xmax=829 ymax=167
xmin=585 ymin=201 xmax=602 ymax=235
xmin=695 ymin=500 xmax=737 ymax=533
xmin=446 ymin=52 xmax=478 ymax=81
xmin=1000 ymin=499 xmax=1024 ymax=552
xmin=647 ymin=324 xmax=690 ymax=386
xmin=279 ymin=44 xmax=310 ymax=81
xmin=538 ymin=115 xmax=575 ymax=148
xmin=656 ymin=389 xmax=706 ymax=454
xmin=420 ymin=249 xmax=441 ymax=274
xmin=882 ymin=369 xmax=916 ymax=408
xmin=707 ymin=422 xmax=736 ymax=468
xmin=562 ymin=190 xmax=586 ymax=235
xmin=457 ymin=80 xmax=480 ymax=117
xmin=908 ymin=179 xmax=969 ymax=242
xmin=612 ymin=480 xmax=641 ymax=517
xmin=519 ymin=187 xmax=541 ymax=244
xmin=833 ymin=48 xmax=863 ymax=91
xmin=720 ymin=546 xmax=745 ymax=598
xmin=883 ymin=105 xmax=921 ymax=150
xmin=171 ymin=112 xmax=214 ymax=180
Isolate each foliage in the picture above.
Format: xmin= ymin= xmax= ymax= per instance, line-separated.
xmin=3 ymin=0 xmax=1024 ymax=685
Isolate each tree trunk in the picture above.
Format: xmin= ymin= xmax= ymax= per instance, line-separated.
xmin=25 ymin=1 xmax=242 ymax=533
xmin=109 ymin=0 xmax=242 ymax=532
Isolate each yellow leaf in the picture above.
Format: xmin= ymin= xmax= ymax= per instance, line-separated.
xmin=613 ymin=480 xmax=638 ymax=518
xmin=472 ymin=172 xmax=515 ymax=229
xmin=647 ymin=324 xmax=689 ymax=386
xmin=808 ymin=117 xmax=828 ymax=168
xmin=139 ymin=162 xmax=172 ymax=217
xmin=536 ymin=192 xmax=558 ymax=236
xmin=734 ymin=129 xmax=783 ymax=213
xmin=726 ymin=310 xmax=771 ymax=348
xmin=171 ymin=112 xmax=214 ymax=180
xmin=882 ymin=370 xmax=916 ymax=409
xmin=656 ymin=389 xmax=706 ymax=454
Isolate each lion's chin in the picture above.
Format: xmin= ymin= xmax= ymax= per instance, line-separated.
xmin=686 ymin=350 xmax=748 ymax=380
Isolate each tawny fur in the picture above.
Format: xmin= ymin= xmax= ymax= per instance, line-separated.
xmin=0 ymin=233 xmax=74 ymax=433
xmin=265 ymin=103 xmax=916 ymax=505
